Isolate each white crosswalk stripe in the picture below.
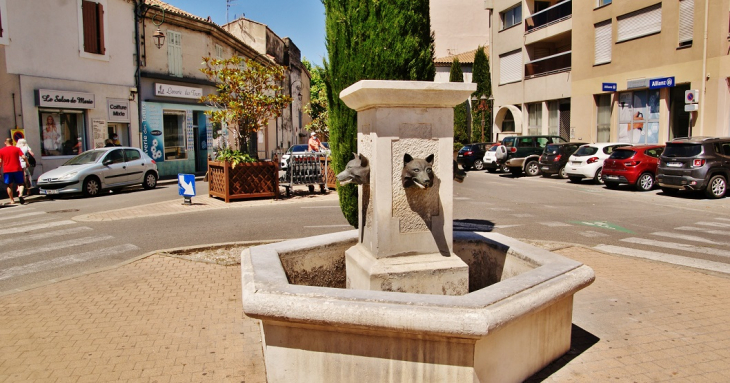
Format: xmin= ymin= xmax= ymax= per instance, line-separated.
xmin=0 ymin=220 xmax=76 ymax=236
xmin=674 ymin=226 xmax=727 ymax=236
xmin=620 ymin=237 xmax=730 ymax=259
xmin=595 ymin=245 xmax=730 ymax=274
xmin=1 ymin=216 xmax=56 ymax=229
xmin=0 ymin=235 xmax=115 ymax=261
xmin=0 ymin=227 xmax=93 ymax=247
xmin=0 ymin=211 xmax=46 ymax=221
xmin=540 ymin=221 xmax=572 ymax=227
xmin=650 ymin=232 xmax=728 ymax=246
xmin=580 ymin=231 xmax=609 ymax=238
xmin=694 ymin=221 xmax=730 ymax=228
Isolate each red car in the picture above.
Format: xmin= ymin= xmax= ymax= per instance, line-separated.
xmin=601 ymin=145 xmax=665 ymax=191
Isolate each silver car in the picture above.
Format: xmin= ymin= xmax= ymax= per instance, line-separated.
xmin=37 ymin=147 xmax=158 ymax=197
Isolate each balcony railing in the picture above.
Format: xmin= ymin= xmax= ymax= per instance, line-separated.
xmin=525 ymin=0 xmax=572 ymax=34
xmin=524 ymin=51 xmax=571 ymax=78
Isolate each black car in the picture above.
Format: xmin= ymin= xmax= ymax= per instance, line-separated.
xmin=502 ymin=135 xmax=567 ymax=176
xmin=456 ymin=143 xmax=492 ymax=170
xmin=538 ymin=142 xmax=582 ymax=179
xmin=656 ymin=136 xmax=730 ymax=198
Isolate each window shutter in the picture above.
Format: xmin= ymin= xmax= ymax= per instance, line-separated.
xmin=82 ymin=1 xmax=99 ymax=53
xmin=167 ymin=31 xmax=183 ymax=77
xmin=594 ymin=20 xmax=612 ymax=65
xmin=678 ymin=0 xmax=694 ymax=44
xmin=97 ymin=2 xmax=105 ymax=54
xmin=0 ymin=7 xmax=4 ymax=38
xmin=499 ymin=50 xmax=522 ymax=85
xmin=617 ymin=3 xmax=662 ymax=42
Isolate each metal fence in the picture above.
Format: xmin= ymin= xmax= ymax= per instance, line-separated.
xmin=281 ymin=152 xmax=330 ymax=196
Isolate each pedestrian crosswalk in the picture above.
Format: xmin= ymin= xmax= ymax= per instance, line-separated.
xmin=0 ymin=206 xmax=140 ymax=290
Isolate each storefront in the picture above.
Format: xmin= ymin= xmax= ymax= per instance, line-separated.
xmin=36 ymin=89 xmax=94 ymax=157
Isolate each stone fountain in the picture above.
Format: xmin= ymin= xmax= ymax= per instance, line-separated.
xmin=241 ymin=80 xmax=595 ymax=383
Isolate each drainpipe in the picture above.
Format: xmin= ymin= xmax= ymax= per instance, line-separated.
xmin=699 ymin=0 xmax=709 ymax=136
xmin=134 ymin=0 xmax=144 ymax=147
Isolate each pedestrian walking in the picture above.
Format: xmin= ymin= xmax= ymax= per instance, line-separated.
xmin=308 ymin=132 xmax=324 ymax=152
xmin=0 ymin=138 xmax=28 ymax=204
xmin=15 ymin=138 xmax=35 ymax=196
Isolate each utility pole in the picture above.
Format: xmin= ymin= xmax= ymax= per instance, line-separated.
xmin=226 ymin=0 xmax=236 ymax=24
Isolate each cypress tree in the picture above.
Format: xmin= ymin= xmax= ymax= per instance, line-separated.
xmin=324 ymin=0 xmax=435 ymax=227
xmin=471 ymin=46 xmax=492 ymax=142
xmin=450 ymin=58 xmax=469 ymax=149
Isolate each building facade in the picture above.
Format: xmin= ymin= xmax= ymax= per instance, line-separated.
xmin=430 ymin=0 xmax=491 ymax=60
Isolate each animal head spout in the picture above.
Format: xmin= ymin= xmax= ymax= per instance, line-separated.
xmin=402 ymin=153 xmax=434 ymax=189
xmin=336 ymin=152 xmax=370 ymax=185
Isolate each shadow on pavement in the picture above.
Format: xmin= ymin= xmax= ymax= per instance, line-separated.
xmin=453 ymin=219 xmax=496 ymax=232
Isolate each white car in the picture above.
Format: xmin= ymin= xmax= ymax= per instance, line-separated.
xmin=280 ymin=143 xmax=330 ymax=169
xmin=483 ymin=144 xmax=509 ymax=173
xmin=565 ymin=143 xmax=630 ymax=184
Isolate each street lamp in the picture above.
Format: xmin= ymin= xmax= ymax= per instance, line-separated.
xmin=471 ymin=94 xmax=489 ymax=142
xmin=149 ymin=5 xmax=166 ymax=49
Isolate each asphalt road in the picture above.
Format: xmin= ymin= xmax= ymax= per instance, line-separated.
xmin=1 ymin=170 xmax=729 ymax=295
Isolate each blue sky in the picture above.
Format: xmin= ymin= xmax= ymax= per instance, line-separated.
xmin=163 ymin=0 xmax=327 ymax=65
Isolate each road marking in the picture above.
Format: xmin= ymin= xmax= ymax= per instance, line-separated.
xmin=1 ymin=216 xmax=55 ymax=229
xmin=488 ymin=208 xmax=513 ymax=211
xmin=303 ymin=225 xmax=353 ymax=228
xmin=494 ymin=224 xmax=523 ymax=229
xmin=540 ymin=221 xmax=572 ymax=227
xmin=511 ymin=214 xmax=534 ymax=218
xmin=650 ymin=231 xmax=727 ymax=245
xmin=0 ymin=211 xmax=45 ymax=221
xmin=694 ymin=221 xmax=730 ymax=228
xmin=570 ymin=221 xmax=633 ymax=233
xmin=0 ymin=244 xmax=139 ymax=281
xmin=0 ymin=235 xmax=115 ymax=261
xmin=0 ymin=227 xmax=93 ymax=247
xmin=620 ymin=237 xmax=730 ymax=259
xmin=0 ymin=220 xmax=76 ymax=236
xmin=674 ymin=226 xmax=728 ymax=236
xmin=595 ymin=245 xmax=730 ymax=275
xmin=714 ymin=217 xmax=730 ymax=222
xmin=454 ymin=197 xmax=471 ymax=200
xmin=580 ymin=231 xmax=609 ymax=238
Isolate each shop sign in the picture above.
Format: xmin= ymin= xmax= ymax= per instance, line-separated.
xmin=107 ymin=99 xmax=130 ymax=122
xmin=155 ymin=83 xmax=203 ymax=99
xmin=648 ymin=76 xmax=675 ymax=89
xmin=627 ymin=78 xmax=649 ymax=89
xmin=92 ymin=119 xmax=107 ymax=148
xmin=36 ymin=89 xmax=95 ymax=109
xmin=602 ymin=83 xmax=617 ymax=92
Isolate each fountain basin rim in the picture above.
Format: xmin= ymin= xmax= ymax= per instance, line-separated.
xmin=339 ymin=80 xmax=477 ymax=111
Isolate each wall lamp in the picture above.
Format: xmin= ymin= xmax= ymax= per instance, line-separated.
xmin=151 ymin=6 xmax=166 ymax=49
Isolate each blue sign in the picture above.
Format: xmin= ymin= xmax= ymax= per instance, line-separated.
xmin=649 ymin=76 xmax=675 ymax=89
xmin=178 ymin=174 xmax=196 ymax=197
xmin=602 ymin=83 xmax=617 ymax=92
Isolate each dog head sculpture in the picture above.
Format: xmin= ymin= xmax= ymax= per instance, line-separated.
xmin=336 ymin=153 xmax=370 ymax=185
xmin=402 ymin=153 xmax=434 ymax=189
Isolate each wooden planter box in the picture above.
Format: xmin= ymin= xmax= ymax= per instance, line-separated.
xmin=208 ymin=160 xmax=279 ymax=202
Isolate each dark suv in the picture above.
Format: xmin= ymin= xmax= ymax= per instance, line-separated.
xmin=656 ymin=137 xmax=730 ymax=198
xmin=503 ymin=135 xmax=567 ymax=176
xmin=538 ymin=142 xmax=582 ymax=179
xmin=456 ymin=143 xmax=492 ymax=170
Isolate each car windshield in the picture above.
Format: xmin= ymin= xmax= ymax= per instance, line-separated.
xmin=502 ymin=137 xmax=515 ymax=148
xmin=663 ymin=143 xmax=703 ymax=157
xmin=544 ymin=144 xmax=560 ymax=155
xmin=63 ymin=150 xmax=106 ymax=165
xmin=488 ymin=145 xmax=499 ymax=152
xmin=287 ymin=145 xmax=309 ymax=153
xmin=609 ymin=149 xmax=636 ymax=160
xmin=574 ymin=146 xmax=598 ymax=156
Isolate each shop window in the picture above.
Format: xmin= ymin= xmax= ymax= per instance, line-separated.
xmin=39 ymin=110 xmax=86 ymax=157
xmin=81 ymin=0 xmax=105 ymax=54
xmin=594 ymin=20 xmax=612 ymax=65
xmin=617 ymin=3 xmax=662 ymax=43
xmin=678 ymin=0 xmax=694 ymax=47
xmin=618 ymin=90 xmax=660 ymax=144
xmin=500 ymin=3 xmax=522 ymax=30
xmin=596 ymin=94 xmax=611 ymax=142
xmin=167 ymin=31 xmax=183 ymax=77
xmin=163 ymin=111 xmax=187 ymax=160
xmin=527 ymin=103 xmax=542 ymax=135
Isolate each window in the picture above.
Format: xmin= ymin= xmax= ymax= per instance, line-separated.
xmin=594 ymin=20 xmax=612 ymax=65
xmin=528 ymin=103 xmax=542 ymax=135
xmin=81 ymin=0 xmax=105 ymax=54
xmin=596 ymin=94 xmax=611 ymax=142
xmin=501 ymin=4 xmax=522 ymax=30
xmin=502 ymin=110 xmax=516 ymax=132
xmin=618 ymin=90 xmax=660 ymax=144
xmin=596 ymin=0 xmax=611 ymax=8
xmin=678 ymin=0 xmax=694 ymax=46
xmin=548 ymin=101 xmax=559 ymax=136
xmin=499 ymin=50 xmax=522 ymax=85
xmin=39 ymin=110 xmax=86 ymax=157
xmin=124 ymin=149 xmax=141 ymax=161
xmin=215 ymin=44 xmax=224 ymax=59
xmin=617 ymin=3 xmax=662 ymax=43
xmin=105 ymin=149 xmax=124 ymax=164
xmin=163 ymin=111 xmax=187 ymax=160
xmin=167 ymin=31 xmax=182 ymax=77
xmin=0 ymin=0 xmax=8 ymax=45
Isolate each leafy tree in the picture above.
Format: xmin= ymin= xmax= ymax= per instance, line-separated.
xmin=200 ymin=56 xmax=291 ymax=156
xmin=302 ymin=58 xmax=330 ymax=141
xmin=324 ymin=0 xmax=435 ymax=227
xmin=450 ymin=58 xmax=469 ymax=150
xmin=471 ymin=46 xmax=492 ymax=142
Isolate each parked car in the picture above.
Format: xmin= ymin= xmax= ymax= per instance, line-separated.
xmin=656 ymin=137 xmax=730 ymax=198
xmin=502 ymin=135 xmax=567 ymax=176
xmin=601 ymin=145 xmax=665 ymax=191
xmin=36 ymin=147 xmax=158 ymax=198
xmin=565 ymin=143 xmax=629 ymax=184
xmin=280 ymin=142 xmax=330 ymax=170
xmin=456 ymin=143 xmax=493 ymax=171
xmin=538 ymin=142 xmax=582 ymax=179
xmin=483 ymin=144 xmax=509 ymax=173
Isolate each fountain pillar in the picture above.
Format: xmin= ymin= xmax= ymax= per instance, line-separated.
xmin=340 ymin=80 xmax=476 ymax=295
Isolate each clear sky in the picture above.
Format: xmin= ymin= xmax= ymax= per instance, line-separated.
xmin=162 ymin=0 xmax=327 ymax=65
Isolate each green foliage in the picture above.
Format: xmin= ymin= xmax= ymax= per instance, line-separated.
xmin=324 ymin=0 xmax=435 ymax=227
xmin=214 ymin=148 xmax=257 ymax=168
xmin=200 ymin=56 xmax=292 ymax=156
xmin=471 ymin=47 xmax=492 ymax=142
xmin=302 ymin=58 xmax=330 ymax=141
xmin=450 ymin=58 xmax=469 ymax=148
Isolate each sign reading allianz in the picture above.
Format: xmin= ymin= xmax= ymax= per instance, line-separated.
xmin=36 ymin=89 xmax=95 ymax=109
xmin=155 ymin=83 xmax=203 ymax=99
xmin=649 ymin=76 xmax=675 ymax=89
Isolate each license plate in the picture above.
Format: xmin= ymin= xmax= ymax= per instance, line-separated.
xmin=541 ymin=166 xmax=550 ymax=170
xmin=605 ymin=175 xmax=618 ymax=180
xmin=457 ymin=154 xmax=463 ymax=157
xmin=572 ymin=161 xmax=581 ymax=165
xmin=40 ymin=189 xmax=59 ymax=195
xmin=667 ymin=162 xmax=682 ymax=167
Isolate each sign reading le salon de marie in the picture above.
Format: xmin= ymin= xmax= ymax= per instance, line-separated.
xmin=155 ymin=83 xmax=203 ymax=99
xmin=36 ymin=89 xmax=95 ymax=109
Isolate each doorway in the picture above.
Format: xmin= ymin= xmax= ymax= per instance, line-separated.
xmin=108 ymin=123 xmax=129 ymax=146
xmin=559 ymin=101 xmax=571 ymax=141
xmin=193 ymin=111 xmax=207 ymax=172
xmin=670 ymin=84 xmax=691 ymax=139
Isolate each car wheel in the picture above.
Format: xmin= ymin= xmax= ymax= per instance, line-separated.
xmin=605 ymin=182 xmax=619 ymax=189
xmin=525 ymin=161 xmax=540 ymax=177
xmin=569 ymin=176 xmax=582 ymax=183
xmin=704 ymin=175 xmax=727 ymax=199
xmin=143 ymin=172 xmax=158 ymax=190
xmin=473 ymin=160 xmax=484 ymax=171
xmin=593 ymin=167 xmax=604 ymax=184
xmin=661 ymin=187 xmax=679 ymax=196
xmin=558 ymin=166 xmax=567 ymax=179
xmin=82 ymin=177 xmax=101 ymax=197
xmin=636 ymin=172 xmax=655 ymax=192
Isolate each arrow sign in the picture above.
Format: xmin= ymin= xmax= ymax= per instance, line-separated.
xmin=178 ymin=174 xmax=196 ymax=197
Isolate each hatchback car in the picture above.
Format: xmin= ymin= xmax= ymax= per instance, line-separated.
xmin=565 ymin=143 xmax=629 ymax=184
xmin=601 ymin=145 xmax=665 ymax=191
xmin=37 ymin=147 xmax=158 ymax=197
xmin=538 ymin=142 xmax=582 ymax=179
xmin=483 ymin=144 xmax=509 ymax=173
xmin=656 ymin=137 xmax=730 ymax=198
xmin=456 ymin=143 xmax=492 ymax=170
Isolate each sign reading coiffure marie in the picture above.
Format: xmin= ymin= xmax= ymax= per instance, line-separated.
xmin=107 ymin=99 xmax=130 ymax=122
xmin=36 ymin=89 xmax=95 ymax=109
xmin=155 ymin=83 xmax=203 ymax=99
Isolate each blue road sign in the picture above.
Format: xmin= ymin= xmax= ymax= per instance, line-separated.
xmin=178 ymin=174 xmax=196 ymax=197
xmin=602 ymin=83 xmax=617 ymax=92
xmin=649 ymin=76 xmax=675 ymax=89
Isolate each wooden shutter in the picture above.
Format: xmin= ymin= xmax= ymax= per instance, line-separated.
xmin=167 ymin=31 xmax=183 ymax=77
xmin=617 ymin=3 xmax=662 ymax=42
xmin=594 ymin=20 xmax=612 ymax=65
xmin=499 ymin=50 xmax=522 ymax=85
xmin=678 ymin=0 xmax=694 ymax=44
xmin=97 ymin=2 xmax=105 ymax=54
xmin=82 ymin=1 xmax=104 ymax=54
